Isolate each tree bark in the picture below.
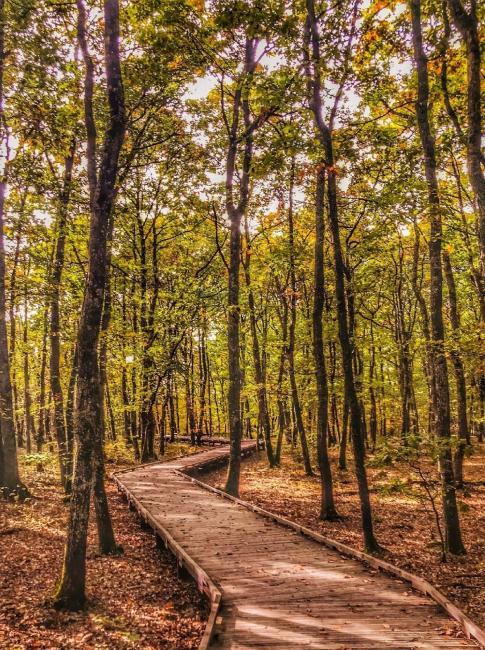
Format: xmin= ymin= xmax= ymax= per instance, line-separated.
xmin=446 ymin=0 xmax=485 ymax=298
xmin=54 ymin=0 xmax=126 ymax=609
xmin=0 ymin=0 xmax=23 ymax=495
xmin=446 ymin=0 xmax=485 ymax=451
xmin=275 ymin=283 xmax=289 ymax=465
xmin=65 ymin=345 xmax=77 ymax=492
xmin=287 ymin=160 xmax=313 ymax=475
xmin=37 ymin=306 xmax=49 ymax=451
xmin=93 ymin=232 xmax=118 ymax=554
xmin=8 ymin=221 xmax=22 ymax=447
xmin=443 ymin=251 xmax=469 ymax=488
xmin=225 ymin=37 xmax=258 ymax=496
xmin=312 ymin=166 xmax=338 ymax=518
xmin=242 ymin=217 xmax=276 ymax=467
xmin=410 ymin=0 xmax=465 ymax=555
xmin=304 ymin=0 xmax=379 ymax=552
xmin=49 ymin=141 xmax=75 ymax=489
xmin=22 ymin=286 xmax=35 ymax=454
xmin=197 ymin=325 xmax=208 ymax=444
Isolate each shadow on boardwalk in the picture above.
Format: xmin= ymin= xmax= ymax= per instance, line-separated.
xmin=115 ymin=443 xmax=481 ymax=649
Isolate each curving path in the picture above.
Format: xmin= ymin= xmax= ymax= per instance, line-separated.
xmin=114 ymin=443 xmax=484 ymax=649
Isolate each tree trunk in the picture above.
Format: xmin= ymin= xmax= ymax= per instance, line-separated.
xmin=287 ymin=160 xmax=313 ymax=476
xmin=446 ymin=0 xmax=485 ymax=467
xmin=410 ymin=0 xmax=465 ymax=555
xmin=93 ymin=433 xmax=119 ymax=554
xmin=446 ymin=0 xmax=485 ymax=300
xmin=65 ymin=346 xmax=77 ymax=492
xmin=197 ymin=325 xmax=208 ymax=444
xmin=312 ymin=166 xmax=338 ymax=518
xmin=93 ymin=244 xmax=118 ymax=554
xmin=338 ymin=397 xmax=349 ymax=471
xmin=49 ymin=141 xmax=75 ymax=489
xmin=22 ymin=288 xmax=35 ymax=454
xmin=443 ymin=251 xmax=469 ymax=488
xmin=369 ymin=330 xmax=378 ymax=451
xmin=37 ymin=306 xmax=49 ymax=451
xmin=121 ymin=289 xmax=132 ymax=447
xmin=411 ymin=224 xmax=435 ymax=435
xmin=225 ymin=38 xmax=258 ymax=497
xmin=243 ymin=218 xmax=276 ymax=467
xmin=0 ymin=0 xmax=23 ymax=496
xmin=184 ymin=336 xmax=196 ymax=443
xmin=9 ymin=223 xmax=22 ymax=447
xmin=54 ymin=0 xmax=126 ymax=609
xmin=304 ymin=0 xmax=379 ymax=552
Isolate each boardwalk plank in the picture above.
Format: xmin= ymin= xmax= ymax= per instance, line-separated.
xmin=115 ymin=444 xmax=482 ymax=649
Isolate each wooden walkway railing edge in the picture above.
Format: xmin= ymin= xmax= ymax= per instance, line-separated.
xmin=113 ymin=473 xmax=223 ymax=650
xmin=182 ymin=470 xmax=485 ymax=649
xmin=113 ymin=443 xmax=485 ymax=650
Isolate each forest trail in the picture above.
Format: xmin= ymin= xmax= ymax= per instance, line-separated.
xmin=115 ymin=445 xmax=479 ymax=649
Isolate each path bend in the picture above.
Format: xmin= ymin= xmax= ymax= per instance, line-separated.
xmin=114 ymin=443 xmax=484 ymax=649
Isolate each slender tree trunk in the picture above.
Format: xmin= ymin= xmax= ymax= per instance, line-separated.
xmin=121 ymin=363 xmax=131 ymax=445
xmin=338 ymin=397 xmax=349 ymax=470
xmin=275 ymin=377 xmax=288 ymax=459
xmin=93 ymin=432 xmax=118 ymax=554
xmin=159 ymin=398 xmax=167 ymax=454
xmin=369 ymin=329 xmax=378 ymax=451
xmin=99 ymin=215 xmax=115 ymax=442
xmin=446 ymin=0 xmax=485 ymax=299
xmin=443 ymin=251 xmax=469 ymax=488
xmin=9 ymin=225 xmax=22 ymax=446
xmin=93 ymin=210 xmax=119 ymax=551
xmin=22 ymin=287 xmax=35 ymax=454
xmin=305 ymin=0 xmax=379 ymax=552
xmin=168 ymin=373 xmax=177 ymax=442
xmin=445 ymin=0 xmax=485 ymax=464
xmin=225 ymin=38 xmax=258 ymax=496
xmin=287 ymin=161 xmax=313 ymax=475
xmin=275 ymin=301 xmax=289 ymax=465
xmin=411 ymin=224 xmax=435 ymax=434
xmin=184 ymin=336 xmax=196 ymax=443
xmin=54 ymin=0 xmax=126 ymax=609
xmin=49 ymin=142 xmax=75 ymax=489
xmin=197 ymin=326 xmax=208 ymax=444
xmin=410 ymin=0 xmax=465 ymax=555
xmin=312 ymin=166 xmax=338 ymax=518
xmin=121 ymin=289 xmax=132 ymax=446
xmin=65 ymin=345 xmax=77 ymax=492
xmin=129 ymin=234 xmax=140 ymax=459
xmin=0 ymin=0 xmax=23 ymax=496
xmin=37 ymin=306 xmax=49 ymax=451
xmin=243 ymin=218 xmax=276 ymax=467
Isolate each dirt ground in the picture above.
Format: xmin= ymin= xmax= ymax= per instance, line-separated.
xmin=0 ymin=446 xmax=207 ymax=650
xmin=204 ymin=442 xmax=485 ymax=631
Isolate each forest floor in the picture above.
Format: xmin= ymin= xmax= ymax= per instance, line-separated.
xmin=204 ymin=441 xmax=485 ymax=631
xmin=0 ymin=443 xmax=207 ymax=650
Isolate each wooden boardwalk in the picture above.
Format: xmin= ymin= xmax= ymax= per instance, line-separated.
xmin=115 ymin=444 xmax=483 ymax=649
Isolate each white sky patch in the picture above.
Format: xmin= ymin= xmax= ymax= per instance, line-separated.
xmin=339 ymin=175 xmax=351 ymax=192
xmin=291 ymin=186 xmax=307 ymax=209
xmin=389 ymin=56 xmax=412 ymax=77
xmin=33 ymin=209 xmax=52 ymax=226
xmin=207 ymin=170 xmax=225 ymax=184
xmin=184 ymin=75 xmax=217 ymax=101
xmin=193 ymin=130 xmax=210 ymax=147
xmin=0 ymin=134 xmax=20 ymax=174
xmin=265 ymin=198 xmax=279 ymax=213
xmin=257 ymin=41 xmax=283 ymax=72
xmin=380 ymin=1 xmax=407 ymax=19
